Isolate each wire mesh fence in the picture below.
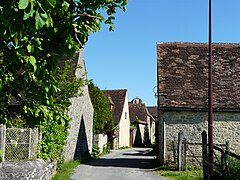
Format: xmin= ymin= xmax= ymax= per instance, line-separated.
xmin=0 ymin=124 xmax=39 ymax=161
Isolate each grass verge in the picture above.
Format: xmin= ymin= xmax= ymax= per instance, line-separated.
xmin=156 ymin=165 xmax=203 ymax=180
xmin=52 ymin=160 xmax=81 ymax=180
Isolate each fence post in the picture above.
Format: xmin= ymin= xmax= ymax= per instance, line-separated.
xmin=225 ymin=141 xmax=230 ymax=177
xmin=29 ymin=128 xmax=32 ymax=159
xmin=225 ymin=141 xmax=230 ymax=162
xmin=178 ymin=131 xmax=183 ymax=171
xmin=202 ymin=130 xmax=208 ymax=180
xmin=0 ymin=124 xmax=6 ymax=162
xmin=183 ymin=138 xmax=187 ymax=171
xmin=220 ymin=149 xmax=225 ymax=173
xmin=172 ymin=138 xmax=177 ymax=164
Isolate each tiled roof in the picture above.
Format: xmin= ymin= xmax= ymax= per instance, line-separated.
xmin=129 ymin=103 xmax=148 ymax=124
xmin=157 ymin=42 xmax=240 ymax=109
xmin=103 ymin=89 xmax=127 ymax=124
xmin=147 ymin=106 xmax=157 ymax=118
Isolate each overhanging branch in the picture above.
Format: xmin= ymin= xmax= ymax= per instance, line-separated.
xmin=78 ymin=13 xmax=103 ymax=20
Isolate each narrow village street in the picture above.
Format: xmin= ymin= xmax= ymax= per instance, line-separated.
xmin=71 ymin=148 xmax=167 ymax=180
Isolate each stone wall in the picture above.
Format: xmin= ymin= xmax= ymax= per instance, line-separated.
xmin=93 ymin=134 xmax=108 ymax=153
xmin=0 ymin=159 xmax=57 ymax=180
xmin=161 ymin=110 xmax=240 ymax=163
xmin=63 ymin=49 xmax=93 ymax=162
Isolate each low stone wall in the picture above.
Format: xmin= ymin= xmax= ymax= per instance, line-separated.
xmin=161 ymin=110 xmax=240 ymax=163
xmin=93 ymin=134 xmax=108 ymax=153
xmin=0 ymin=159 xmax=57 ymax=180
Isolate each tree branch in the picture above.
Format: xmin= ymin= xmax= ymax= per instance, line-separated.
xmin=78 ymin=13 xmax=103 ymax=20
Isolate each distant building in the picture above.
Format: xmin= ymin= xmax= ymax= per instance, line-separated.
xmin=103 ymin=89 xmax=130 ymax=149
xmin=128 ymin=98 xmax=155 ymax=147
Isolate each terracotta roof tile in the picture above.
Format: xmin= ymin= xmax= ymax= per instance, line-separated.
xmin=129 ymin=103 xmax=148 ymax=124
xmin=103 ymin=89 xmax=127 ymax=124
xmin=157 ymin=42 xmax=240 ymax=109
xmin=147 ymin=106 xmax=157 ymax=118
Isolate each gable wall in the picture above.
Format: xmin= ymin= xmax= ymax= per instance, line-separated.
xmin=63 ymin=49 xmax=93 ymax=162
xmin=118 ymin=92 xmax=130 ymax=147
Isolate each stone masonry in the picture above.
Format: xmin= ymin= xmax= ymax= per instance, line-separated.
xmin=63 ymin=49 xmax=93 ymax=162
xmin=162 ymin=110 xmax=240 ymax=163
xmin=157 ymin=42 xmax=240 ymax=164
xmin=0 ymin=159 xmax=57 ymax=180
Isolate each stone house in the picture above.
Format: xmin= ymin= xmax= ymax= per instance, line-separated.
xmin=63 ymin=49 xmax=93 ymax=162
xmin=157 ymin=42 xmax=240 ymax=164
xmin=147 ymin=106 xmax=157 ymax=144
xmin=104 ymin=89 xmax=130 ymax=149
xmin=128 ymin=98 xmax=155 ymax=147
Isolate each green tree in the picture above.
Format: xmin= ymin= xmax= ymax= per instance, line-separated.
xmin=88 ymin=80 xmax=114 ymax=134
xmin=0 ymin=0 xmax=127 ymax=160
xmin=0 ymin=0 xmax=128 ymax=122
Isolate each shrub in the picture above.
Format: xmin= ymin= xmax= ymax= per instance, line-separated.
xmin=228 ymin=157 xmax=240 ymax=180
xmin=91 ymin=144 xmax=100 ymax=159
xmin=102 ymin=142 xmax=111 ymax=154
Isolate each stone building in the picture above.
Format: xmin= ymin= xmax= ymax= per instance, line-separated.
xmin=147 ymin=106 xmax=157 ymax=144
xmin=63 ymin=49 xmax=93 ymax=162
xmin=128 ymin=98 xmax=155 ymax=147
xmin=157 ymin=42 xmax=240 ymax=164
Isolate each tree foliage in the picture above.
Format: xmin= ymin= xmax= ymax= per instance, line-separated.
xmin=0 ymin=0 xmax=127 ymax=160
xmin=0 ymin=0 xmax=128 ymax=121
xmin=88 ymin=80 xmax=114 ymax=134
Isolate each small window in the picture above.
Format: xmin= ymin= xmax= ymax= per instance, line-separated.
xmin=125 ymin=112 xmax=127 ymax=119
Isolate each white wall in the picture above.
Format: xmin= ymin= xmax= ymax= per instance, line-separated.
xmin=118 ymin=92 xmax=130 ymax=148
xmin=93 ymin=134 xmax=108 ymax=153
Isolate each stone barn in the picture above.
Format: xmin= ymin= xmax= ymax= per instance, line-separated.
xmin=156 ymin=42 xmax=240 ymax=164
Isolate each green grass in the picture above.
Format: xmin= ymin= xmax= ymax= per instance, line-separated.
xmin=228 ymin=158 xmax=240 ymax=180
xmin=52 ymin=160 xmax=81 ymax=180
xmin=118 ymin=146 xmax=130 ymax=150
xmin=157 ymin=165 xmax=203 ymax=180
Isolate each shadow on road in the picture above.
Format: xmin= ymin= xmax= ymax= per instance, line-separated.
xmin=84 ymin=148 xmax=158 ymax=170
xmin=122 ymin=148 xmax=156 ymax=156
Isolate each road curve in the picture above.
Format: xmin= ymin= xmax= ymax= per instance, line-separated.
xmin=71 ymin=147 xmax=167 ymax=180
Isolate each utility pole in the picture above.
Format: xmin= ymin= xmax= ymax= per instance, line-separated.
xmin=208 ymin=0 xmax=214 ymax=178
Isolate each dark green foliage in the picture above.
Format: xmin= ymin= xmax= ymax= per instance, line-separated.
xmin=88 ymin=80 xmax=114 ymax=134
xmin=0 ymin=0 xmax=127 ymax=161
xmin=36 ymin=60 xmax=84 ymax=160
xmin=102 ymin=142 xmax=111 ymax=154
xmin=214 ymin=157 xmax=240 ymax=180
xmin=5 ymin=60 xmax=84 ymax=160
xmin=91 ymin=144 xmax=100 ymax=159
xmin=228 ymin=158 xmax=240 ymax=180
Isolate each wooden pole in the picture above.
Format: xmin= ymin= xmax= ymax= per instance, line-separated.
xmin=178 ymin=131 xmax=183 ymax=171
xmin=183 ymin=138 xmax=187 ymax=171
xmin=202 ymin=131 xmax=208 ymax=180
xmin=208 ymin=0 xmax=214 ymax=178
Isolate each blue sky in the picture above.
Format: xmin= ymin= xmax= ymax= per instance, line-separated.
xmin=84 ymin=0 xmax=240 ymax=106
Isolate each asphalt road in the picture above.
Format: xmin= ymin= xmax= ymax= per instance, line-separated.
xmin=71 ymin=147 xmax=167 ymax=180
